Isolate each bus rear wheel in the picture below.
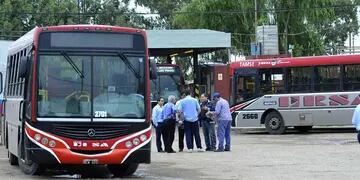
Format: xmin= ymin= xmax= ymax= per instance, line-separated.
xmin=265 ymin=111 xmax=286 ymax=134
xmin=294 ymin=126 xmax=313 ymax=133
xmin=108 ymin=163 xmax=139 ymax=177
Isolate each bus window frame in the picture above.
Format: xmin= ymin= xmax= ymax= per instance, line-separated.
xmin=0 ymin=72 xmax=2 ymax=94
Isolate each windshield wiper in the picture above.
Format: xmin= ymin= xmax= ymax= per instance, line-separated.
xmin=60 ymin=51 xmax=84 ymax=78
xmin=117 ymin=52 xmax=141 ymax=79
xmin=169 ymin=75 xmax=181 ymax=86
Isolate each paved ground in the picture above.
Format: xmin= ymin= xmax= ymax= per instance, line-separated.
xmin=0 ymin=127 xmax=359 ymax=179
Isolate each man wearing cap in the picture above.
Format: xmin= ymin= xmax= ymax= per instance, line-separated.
xmin=212 ymin=92 xmax=232 ymax=152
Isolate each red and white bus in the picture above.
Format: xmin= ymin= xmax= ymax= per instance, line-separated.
xmin=151 ymin=64 xmax=185 ymax=106
xmin=2 ymin=25 xmax=157 ymax=176
xmin=230 ymin=55 xmax=360 ymax=134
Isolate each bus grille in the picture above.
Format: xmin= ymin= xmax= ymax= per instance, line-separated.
xmin=53 ymin=124 xmax=130 ymax=140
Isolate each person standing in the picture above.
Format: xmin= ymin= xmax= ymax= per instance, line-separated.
xmin=352 ymin=104 xmax=360 ymax=143
xmin=178 ymin=89 xmax=204 ymax=152
xmin=162 ymin=95 xmax=177 ymax=153
xmin=212 ymin=92 xmax=232 ymax=152
xmin=152 ymin=98 xmax=165 ymax=152
xmin=176 ymin=93 xmax=186 ymax=152
xmin=199 ymin=93 xmax=216 ymax=151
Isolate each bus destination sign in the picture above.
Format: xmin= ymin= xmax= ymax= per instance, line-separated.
xmin=157 ymin=66 xmax=176 ymax=73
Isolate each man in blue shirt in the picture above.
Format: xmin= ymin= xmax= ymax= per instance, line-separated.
xmin=178 ymin=89 xmax=204 ymax=152
xmin=212 ymin=92 xmax=232 ymax=152
xmin=162 ymin=95 xmax=177 ymax=153
xmin=152 ymin=98 xmax=165 ymax=152
xmin=352 ymin=104 xmax=360 ymax=143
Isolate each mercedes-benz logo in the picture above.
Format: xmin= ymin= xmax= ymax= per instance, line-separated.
xmin=87 ymin=129 xmax=96 ymax=137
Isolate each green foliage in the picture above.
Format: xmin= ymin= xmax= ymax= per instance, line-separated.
xmin=134 ymin=0 xmax=191 ymax=28
xmin=0 ymin=0 xmax=153 ymax=40
xmin=173 ymin=0 xmax=359 ymax=57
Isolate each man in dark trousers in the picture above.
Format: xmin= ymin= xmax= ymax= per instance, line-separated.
xmin=152 ymin=98 xmax=165 ymax=152
xmin=178 ymin=89 xmax=204 ymax=152
xmin=161 ymin=95 xmax=177 ymax=153
xmin=199 ymin=93 xmax=216 ymax=151
xmin=176 ymin=93 xmax=186 ymax=152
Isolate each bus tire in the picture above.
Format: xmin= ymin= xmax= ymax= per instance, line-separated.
xmin=9 ymin=152 xmax=18 ymax=166
xmin=265 ymin=111 xmax=286 ymax=134
xmin=108 ymin=163 xmax=139 ymax=177
xmin=294 ymin=126 xmax=312 ymax=133
xmin=18 ymin=158 xmax=43 ymax=175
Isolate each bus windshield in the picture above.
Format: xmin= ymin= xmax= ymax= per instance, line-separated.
xmin=158 ymin=74 xmax=181 ymax=100
xmin=37 ymin=54 xmax=145 ymax=118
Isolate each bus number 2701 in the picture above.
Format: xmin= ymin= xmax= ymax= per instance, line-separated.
xmin=242 ymin=113 xmax=258 ymax=119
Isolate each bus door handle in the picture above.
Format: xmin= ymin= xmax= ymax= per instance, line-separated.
xmin=19 ymin=100 xmax=24 ymax=122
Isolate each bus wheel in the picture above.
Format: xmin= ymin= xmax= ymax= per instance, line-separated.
xmin=265 ymin=112 xmax=286 ymax=134
xmin=294 ymin=126 xmax=313 ymax=133
xmin=19 ymin=158 xmax=43 ymax=175
xmin=8 ymin=152 xmax=18 ymax=165
xmin=108 ymin=163 xmax=139 ymax=177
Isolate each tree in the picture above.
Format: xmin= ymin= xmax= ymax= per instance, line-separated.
xmin=172 ymin=0 xmax=359 ymax=57
xmin=133 ymin=0 xmax=191 ymax=28
xmin=0 ymin=0 xmax=154 ymax=40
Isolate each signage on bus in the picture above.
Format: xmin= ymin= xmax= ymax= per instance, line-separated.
xmin=279 ymin=94 xmax=360 ymax=107
xmin=157 ymin=66 xmax=176 ymax=73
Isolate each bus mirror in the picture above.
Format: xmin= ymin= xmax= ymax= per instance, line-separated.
xmin=0 ymin=72 xmax=2 ymax=94
xmin=19 ymin=56 xmax=30 ymax=78
xmin=150 ymin=60 xmax=158 ymax=80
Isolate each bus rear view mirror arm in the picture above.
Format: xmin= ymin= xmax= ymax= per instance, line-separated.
xmin=150 ymin=60 xmax=157 ymax=80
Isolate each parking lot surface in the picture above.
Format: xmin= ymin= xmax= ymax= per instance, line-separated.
xmin=0 ymin=128 xmax=359 ymax=179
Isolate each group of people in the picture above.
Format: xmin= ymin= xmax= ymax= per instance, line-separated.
xmin=152 ymin=89 xmax=232 ymax=153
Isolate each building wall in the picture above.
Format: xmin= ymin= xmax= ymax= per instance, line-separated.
xmin=213 ymin=66 xmax=231 ymax=101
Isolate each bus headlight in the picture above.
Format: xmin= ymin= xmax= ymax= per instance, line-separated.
xmin=34 ymin=134 xmax=41 ymax=141
xmin=41 ymin=138 xmax=49 ymax=145
xmin=140 ymin=135 xmax=147 ymax=142
xmin=133 ymin=138 xmax=140 ymax=146
xmin=125 ymin=141 xmax=133 ymax=148
xmin=49 ymin=140 xmax=56 ymax=148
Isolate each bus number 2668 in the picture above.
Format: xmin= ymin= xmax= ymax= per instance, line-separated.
xmin=242 ymin=113 xmax=258 ymax=119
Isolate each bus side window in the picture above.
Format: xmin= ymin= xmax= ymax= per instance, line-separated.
xmin=259 ymin=68 xmax=284 ymax=94
xmin=344 ymin=64 xmax=360 ymax=91
xmin=314 ymin=65 xmax=340 ymax=92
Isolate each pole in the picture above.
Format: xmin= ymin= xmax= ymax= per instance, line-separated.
xmin=349 ymin=32 xmax=352 ymax=54
xmin=77 ymin=0 xmax=81 ymax=24
xmin=254 ymin=0 xmax=258 ymax=58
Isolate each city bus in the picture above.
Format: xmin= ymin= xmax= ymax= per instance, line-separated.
xmin=151 ymin=64 xmax=184 ymax=107
xmin=230 ymin=55 xmax=360 ymax=134
xmin=2 ymin=25 xmax=157 ymax=176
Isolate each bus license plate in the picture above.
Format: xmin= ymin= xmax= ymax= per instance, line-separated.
xmin=83 ymin=159 xmax=99 ymax=164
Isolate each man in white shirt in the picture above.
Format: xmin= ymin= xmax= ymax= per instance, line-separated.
xmin=352 ymin=104 xmax=360 ymax=143
xmin=152 ymin=98 xmax=165 ymax=152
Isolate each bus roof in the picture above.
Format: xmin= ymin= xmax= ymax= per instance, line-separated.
xmin=230 ymin=54 xmax=360 ymax=69
xmin=8 ymin=25 xmax=146 ymax=55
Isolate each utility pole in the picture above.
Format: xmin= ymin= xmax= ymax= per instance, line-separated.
xmin=254 ymin=0 xmax=258 ymax=58
xmin=349 ymin=32 xmax=352 ymax=54
xmin=77 ymin=0 xmax=81 ymax=24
